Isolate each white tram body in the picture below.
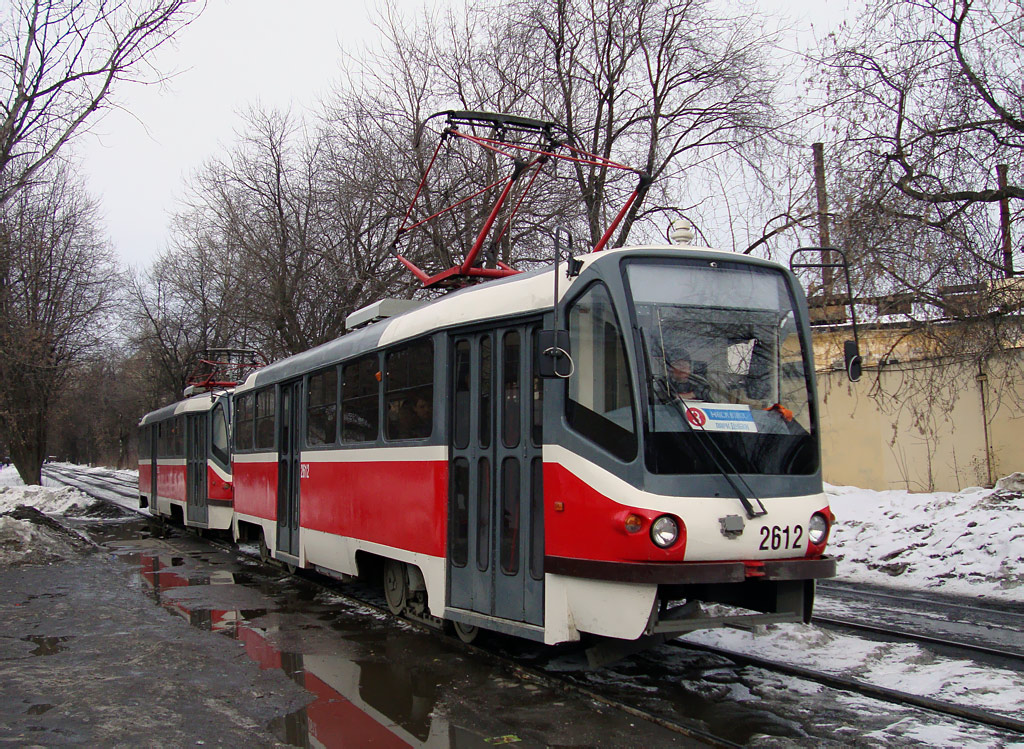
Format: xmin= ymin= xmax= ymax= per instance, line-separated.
xmin=140 ymin=244 xmax=835 ymax=644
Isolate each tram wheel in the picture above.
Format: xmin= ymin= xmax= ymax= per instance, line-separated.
xmin=452 ymin=620 xmax=479 ymax=644
xmin=383 ymin=559 xmax=408 ymax=615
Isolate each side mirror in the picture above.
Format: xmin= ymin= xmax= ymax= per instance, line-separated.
xmin=537 ymin=330 xmax=573 ymax=378
xmin=844 ymin=340 xmax=862 ymax=382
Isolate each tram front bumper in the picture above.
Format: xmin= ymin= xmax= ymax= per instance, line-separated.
xmin=544 ymin=555 xmax=836 ymax=585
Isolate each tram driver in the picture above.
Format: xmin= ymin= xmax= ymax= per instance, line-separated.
xmin=665 ymin=347 xmax=710 ymax=402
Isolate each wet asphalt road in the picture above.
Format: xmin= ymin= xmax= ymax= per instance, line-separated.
xmin=0 ymin=514 xmax=697 ymax=747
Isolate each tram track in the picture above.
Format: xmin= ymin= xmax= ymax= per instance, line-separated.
xmin=41 ymin=465 xmax=1024 ymax=745
xmin=819 ymin=578 xmax=1024 ymax=617
xmin=813 ymin=613 xmax=1024 ymax=664
xmin=669 ymin=639 xmax=1024 ymax=736
xmin=42 ymin=465 xmax=139 ymax=500
xmin=815 ymin=578 xmax=1024 ymax=662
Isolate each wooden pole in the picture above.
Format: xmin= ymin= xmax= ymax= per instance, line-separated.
xmin=813 ymin=142 xmax=833 ymax=293
xmin=997 ymin=164 xmax=1013 ymax=278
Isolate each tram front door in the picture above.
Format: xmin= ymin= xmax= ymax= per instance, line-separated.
xmin=185 ymin=413 xmax=209 ymax=525
xmin=276 ymin=380 xmax=302 ymax=559
xmin=448 ymin=325 xmax=544 ymax=627
xmin=149 ymin=427 xmax=158 ymax=508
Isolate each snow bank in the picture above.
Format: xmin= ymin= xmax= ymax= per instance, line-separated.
xmin=0 ymin=466 xmax=97 ymax=567
xmin=827 ymin=479 xmax=1024 ymax=603
xmin=0 ymin=483 xmax=95 ymax=516
xmin=0 ymin=512 xmax=88 ymax=566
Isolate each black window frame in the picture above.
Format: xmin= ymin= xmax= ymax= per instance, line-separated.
xmin=254 ymin=388 xmax=276 ymax=451
xmin=384 ymin=338 xmax=435 ymax=442
xmin=211 ymin=402 xmax=230 ymax=467
xmin=341 ymin=354 xmax=381 ymax=444
xmin=234 ymin=392 xmax=255 ymax=452
xmin=564 ymin=281 xmax=638 ymax=462
xmin=306 ymin=366 xmax=340 ymax=448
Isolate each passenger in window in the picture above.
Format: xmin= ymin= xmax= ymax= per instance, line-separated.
xmin=398 ymin=395 xmax=432 ymax=438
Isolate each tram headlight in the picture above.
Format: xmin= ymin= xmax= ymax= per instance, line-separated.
xmin=808 ymin=512 xmax=830 ymax=545
xmin=650 ymin=515 xmax=680 ymax=548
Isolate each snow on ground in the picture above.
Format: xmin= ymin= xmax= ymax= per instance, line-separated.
xmin=683 ymin=473 xmax=1024 ymax=730
xmin=0 ymin=510 xmax=88 ymax=567
xmin=685 ymin=617 xmax=1024 ymax=722
xmin=0 ymin=466 xmax=100 ymax=566
xmin=827 ymin=474 xmax=1024 ymax=603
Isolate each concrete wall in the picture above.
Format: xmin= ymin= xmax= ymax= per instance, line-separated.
xmin=817 ymin=350 xmax=1024 ymax=491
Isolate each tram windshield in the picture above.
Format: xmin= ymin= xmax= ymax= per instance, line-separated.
xmin=626 ymin=258 xmax=818 ymax=476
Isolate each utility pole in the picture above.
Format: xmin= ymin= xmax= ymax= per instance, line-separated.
xmin=997 ymin=164 xmax=1013 ymax=278
xmin=812 ymin=143 xmax=833 ymax=295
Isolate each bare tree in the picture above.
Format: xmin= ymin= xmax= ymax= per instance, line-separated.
xmin=820 ymin=0 xmax=1022 ymax=293
xmin=163 ymin=107 xmax=404 ymax=360
xmin=0 ymin=166 xmax=118 ymax=483
xmin=124 ymin=236 xmax=240 ymax=403
xmin=788 ymin=0 xmax=1024 ymax=415
xmin=510 ymin=0 xmax=782 ymax=248
xmin=48 ymin=350 xmax=152 ymax=468
xmin=0 ymin=0 xmax=199 ymax=206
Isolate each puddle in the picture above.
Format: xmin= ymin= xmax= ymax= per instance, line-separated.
xmin=22 ymin=636 xmax=73 ymax=657
xmin=24 ymin=703 xmax=55 ymax=715
xmin=119 ymin=546 xmax=462 ymax=745
xmin=105 ymin=533 xmax=692 ymax=748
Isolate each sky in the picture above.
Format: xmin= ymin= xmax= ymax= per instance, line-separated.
xmin=76 ymin=0 xmax=853 ymax=270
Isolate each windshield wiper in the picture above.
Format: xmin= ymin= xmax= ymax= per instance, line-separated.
xmin=639 ymin=330 xmax=768 ymax=520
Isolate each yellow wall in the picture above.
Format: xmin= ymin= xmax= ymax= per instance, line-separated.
xmin=815 ymin=337 xmax=1024 ymax=492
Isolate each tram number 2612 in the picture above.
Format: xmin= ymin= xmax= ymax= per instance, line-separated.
xmin=759 ymin=524 xmax=804 ymax=551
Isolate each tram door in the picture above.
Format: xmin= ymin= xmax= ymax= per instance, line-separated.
xmin=185 ymin=414 xmax=209 ymax=525
xmin=276 ymin=380 xmax=302 ymax=558
xmin=448 ymin=325 xmax=544 ymax=626
xmin=149 ymin=426 xmax=158 ymax=508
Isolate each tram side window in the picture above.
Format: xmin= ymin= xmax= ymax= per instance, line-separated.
xmin=235 ymin=393 xmax=254 ymax=451
xmin=254 ymin=389 xmax=275 ymax=450
xmin=212 ymin=403 xmax=230 ymax=465
xmin=172 ymin=417 xmax=185 ymax=457
xmin=139 ymin=426 xmax=150 ymax=459
xmin=566 ymin=283 xmax=637 ymax=461
xmin=453 ymin=340 xmax=471 ymax=450
xmin=307 ymin=368 xmax=339 ymax=446
xmin=531 ymin=328 xmax=544 ymax=447
xmin=341 ymin=355 xmax=380 ymax=443
xmin=385 ymin=340 xmax=434 ymax=441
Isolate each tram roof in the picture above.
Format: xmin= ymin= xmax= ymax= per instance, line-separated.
xmin=234 ymin=245 xmax=787 ymax=393
xmin=138 ymin=391 xmax=224 ymax=426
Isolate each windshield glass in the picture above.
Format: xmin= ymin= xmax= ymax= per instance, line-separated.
xmin=626 ymin=259 xmax=818 ymax=476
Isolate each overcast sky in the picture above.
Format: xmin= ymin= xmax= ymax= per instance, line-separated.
xmin=77 ymin=0 xmax=851 ymax=270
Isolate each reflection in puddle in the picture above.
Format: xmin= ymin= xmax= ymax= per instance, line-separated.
xmin=25 ymin=703 xmax=55 ymax=715
xmin=22 ymin=635 xmax=73 ymax=657
xmin=124 ymin=548 xmax=456 ymax=747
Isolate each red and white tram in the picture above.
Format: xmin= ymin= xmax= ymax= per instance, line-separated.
xmin=189 ymin=244 xmax=835 ymax=645
xmin=138 ymin=391 xmax=234 ymax=530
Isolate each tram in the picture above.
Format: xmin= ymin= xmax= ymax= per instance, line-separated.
xmin=222 ymin=242 xmax=834 ymax=645
xmin=138 ymin=391 xmax=233 ymax=530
